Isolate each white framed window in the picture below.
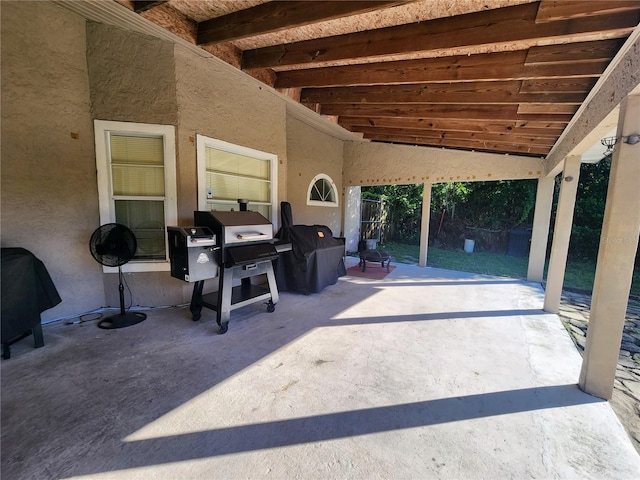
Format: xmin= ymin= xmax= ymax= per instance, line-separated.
xmin=94 ymin=120 xmax=177 ymax=273
xmin=307 ymin=173 xmax=338 ymax=207
xmin=196 ymin=135 xmax=278 ymax=230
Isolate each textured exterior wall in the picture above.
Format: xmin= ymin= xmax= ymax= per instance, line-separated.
xmin=86 ymin=22 xmax=178 ymax=125
xmin=174 ymin=46 xmax=287 ymax=225
xmin=86 ymin=22 xmax=187 ymax=307
xmin=1 ymin=2 xmax=352 ymax=318
xmin=286 ymin=116 xmax=344 ymax=235
xmin=1 ymin=1 xmax=104 ymax=320
xmin=344 ymin=141 xmax=545 ymax=186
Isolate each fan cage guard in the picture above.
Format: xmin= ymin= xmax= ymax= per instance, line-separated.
xmin=89 ymin=223 xmax=147 ymax=329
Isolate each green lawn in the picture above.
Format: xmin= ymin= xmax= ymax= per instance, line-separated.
xmin=361 ymin=242 xmax=640 ymax=297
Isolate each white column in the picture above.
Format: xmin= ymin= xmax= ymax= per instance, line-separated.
xmin=419 ymin=183 xmax=432 ymax=267
xmin=343 ymin=186 xmax=362 ymax=253
xmin=579 ymin=94 xmax=640 ymax=399
xmin=527 ymin=176 xmax=556 ymax=282
xmin=543 ymin=155 xmax=581 ymax=313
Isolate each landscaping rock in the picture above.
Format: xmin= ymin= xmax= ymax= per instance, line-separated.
xmin=561 ymin=311 xmax=587 ymax=322
xmin=568 ymin=317 xmax=588 ymax=329
xmin=569 ymin=325 xmax=586 ymax=337
xmin=621 ymin=342 xmax=640 ymax=355
xmin=621 ymin=380 xmax=640 ymax=403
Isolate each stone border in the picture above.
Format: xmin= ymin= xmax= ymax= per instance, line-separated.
xmin=559 ymin=291 xmax=640 ymax=453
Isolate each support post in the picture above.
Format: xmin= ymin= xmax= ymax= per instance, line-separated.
xmin=543 ymin=155 xmax=581 ymax=313
xmin=579 ymin=94 xmax=640 ymax=399
xmin=419 ymin=183 xmax=432 ymax=267
xmin=344 ymin=186 xmax=362 ymax=254
xmin=527 ymin=176 xmax=556 ymax=282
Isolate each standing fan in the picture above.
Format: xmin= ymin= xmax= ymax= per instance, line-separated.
xmin=89 ymin=223 xmax=147 ymax=329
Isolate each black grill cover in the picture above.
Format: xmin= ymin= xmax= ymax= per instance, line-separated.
xmin=1 ymin=248 xmax=61 ymax=342
xmin=276 ymin=225 xmax=346 ymax=294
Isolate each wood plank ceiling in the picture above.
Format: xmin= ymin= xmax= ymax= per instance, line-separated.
xmin=121 ymin=0 xmax=640 ymax=157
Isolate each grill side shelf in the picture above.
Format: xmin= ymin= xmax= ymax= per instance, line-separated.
xmin=200 ymin=284 xmax=271 ymax=313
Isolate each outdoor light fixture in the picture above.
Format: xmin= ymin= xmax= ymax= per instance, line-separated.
xmin=601 ymin=136 xmax=618 ymax=152
xmin=600 ymin=133 xmax=640 ymax=153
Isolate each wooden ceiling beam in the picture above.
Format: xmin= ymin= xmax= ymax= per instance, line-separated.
xmin=520 ymin=78 xmax=597 ymax=93
xmin=524 ymin=38 xmax=624 ymax=64
xmin=351 ymin=126 xmax=558 ymax=147
xmin=300 ymin=81 xmax=588 ymax=105
xmin=197 ymin=1 xmax=402 ymax=45
xmin=517 ymin=104 xmax=578 ymax=115
xmin=363 ymin=134 xmax=551 ymax=156
xmin=320 ymin=103 xmax=576 ymax=122
xmin=274 ymin=50 xmax=608 ymax=88
xmin=337 ymin=116 xmax=567 ymax=136
xmin=242 ymin=3 xmax=639 ymax=69
xmin=535 ymin=0 xmax=640 ymax=23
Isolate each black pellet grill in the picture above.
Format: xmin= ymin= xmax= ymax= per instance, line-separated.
xmin=168 ymin=203 xmax=286 ymax=334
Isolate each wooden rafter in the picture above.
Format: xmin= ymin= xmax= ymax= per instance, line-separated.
xmin=242 ymin=3 xmax=638 ymax=69
xmin=319 ymin=103 xmax=575 ymax=122
xmin=197 ymin=1 xmax=403 ymax=45
xmin=351 ymin=126 xmax=558 ymax=146
xmin=274 ymin=49 xmax=608 ymax=89
xmin=337 ymin=117 xmax=568 ymax=137
xmin=124 ymin=0 xmax=639 ymax=158
xmin=535 ymin=0 xmax=640 ymax=23
xmin=364 ymin=135 xmax=551 ymax=156
xmin=300 ymin=81 xmax=588 ymax=105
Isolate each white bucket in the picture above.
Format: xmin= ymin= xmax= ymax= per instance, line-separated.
xmin=464 ymin=239 xmax=475 ymax=253
xmin=366 ymin=239 xmax=378 ymax=250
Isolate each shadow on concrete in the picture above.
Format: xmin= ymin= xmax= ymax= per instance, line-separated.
xmin=326 ymin=309 xmax=548 ymax=327
xmin=3 ymin=266 xmax=631 ymax=480
xmin=115 ymin=384 xmax=601 ymax=467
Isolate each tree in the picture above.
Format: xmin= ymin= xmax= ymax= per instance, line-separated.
xmin=364 ymin=180 xmax=537 ymax=248
xmin=362 ymin=162 xmax=622 ymax=264
xmin=363 ymin=184 xmax=424 ymax=243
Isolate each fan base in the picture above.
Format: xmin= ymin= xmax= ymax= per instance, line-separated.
xmin=97 ymin=312 xmax=147 ymax=329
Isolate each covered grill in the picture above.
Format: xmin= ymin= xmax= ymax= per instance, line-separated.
xmin=189 ymin=200 xmax=289 ymax=334
xmin=274 ymin=202 xmax=346 ymax=294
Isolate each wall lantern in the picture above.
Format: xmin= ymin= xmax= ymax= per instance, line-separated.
xmin=600 ymin=136 xmax=618 ymax=152
xmin=601 ymin=133 xmax=640 ymax=154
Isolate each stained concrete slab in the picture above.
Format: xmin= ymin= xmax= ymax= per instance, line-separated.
xmin=2 ymin=260 xmax=639 ymax=479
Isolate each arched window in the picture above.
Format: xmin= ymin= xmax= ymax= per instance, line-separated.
xmin=307 ymin=174 xmax=338 ymax=207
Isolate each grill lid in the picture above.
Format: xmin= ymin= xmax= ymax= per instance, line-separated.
xmin=194 ymin=210 xmax=274 ymax=247
xmin=207 ymin=210 xmax=271 ymax=227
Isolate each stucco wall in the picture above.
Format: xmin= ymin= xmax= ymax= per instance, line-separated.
xmin=1 ymin=1 xmax=104 ymax=320
xmin=286 ymin=116 xmax=344 ymax=236
xmin=0 ymin=2 xmax=349 ymax=319
xmin=86 ymin=22 xmax=178 ymax=126
xmin=172 ymin=45 xmax=289 ymax=300
xmin=173 ymin=46 xmax=287 ymax=225
xmin=85 ymin=22 xmax=187 ymax=307
xmin=87 ymin=22 xmax=291 ymax=306
xmin=344 ymin=141 xmax=545 ymax=186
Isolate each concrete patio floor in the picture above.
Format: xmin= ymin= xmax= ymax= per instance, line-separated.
xmin=2 ymin=259 xmax=639 ymax=479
